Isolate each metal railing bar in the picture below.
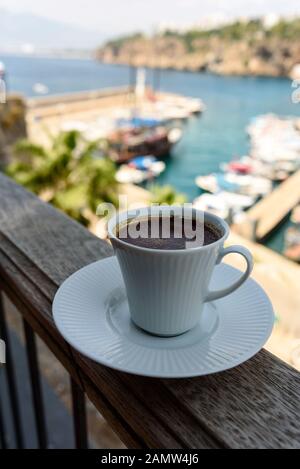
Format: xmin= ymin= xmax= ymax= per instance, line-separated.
xmin=0 ymin=382 xmax=8 ymax=449
xmin=0 ymin=292 xmax=24 ymax=449
xmin=23 ymin=318 xmax=48 ymax=449
xmin=70 ymin=378 xmax=88 ymax=449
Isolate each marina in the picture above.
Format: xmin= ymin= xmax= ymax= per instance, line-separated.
xmin=194 ymin=114 xmax=300 ymax=259
xmin=26 ymin=89 xmax=300 ymax=263
xmin=2 ymin=56 xmax=300 ymax=260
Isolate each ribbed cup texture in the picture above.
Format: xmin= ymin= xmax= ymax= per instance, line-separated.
xmin=114 ymin=243 xmax=220 ymax=336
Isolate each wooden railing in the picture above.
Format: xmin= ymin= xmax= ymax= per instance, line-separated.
xmin=0 ymin=172 xmax=300 ymax=449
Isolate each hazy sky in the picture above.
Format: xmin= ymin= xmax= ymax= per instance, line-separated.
xmin=1 ymin=0 xmax=300 ymax=35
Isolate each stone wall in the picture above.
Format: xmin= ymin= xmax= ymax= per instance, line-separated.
xmin=0 ymin=95 xmax=27 ymax=168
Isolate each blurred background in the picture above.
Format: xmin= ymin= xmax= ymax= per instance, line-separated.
xmin=0 ymin=0 xmax=300 ymax=449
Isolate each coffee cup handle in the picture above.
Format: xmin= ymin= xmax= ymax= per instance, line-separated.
xmin=205 ymin=246 xmax=253 ymax=303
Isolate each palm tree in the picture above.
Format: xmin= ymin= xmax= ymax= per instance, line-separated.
xmin=6 ymin=130 xmax=119 ymax=226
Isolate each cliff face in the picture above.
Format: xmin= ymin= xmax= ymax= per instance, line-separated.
xmin=96 ymin=21 xmax=300 ymax=77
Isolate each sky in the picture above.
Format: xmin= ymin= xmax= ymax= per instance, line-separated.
xmin=1 ymin=0 xmax=300 ymax=36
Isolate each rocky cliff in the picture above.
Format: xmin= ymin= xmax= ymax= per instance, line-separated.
xmin=96 ymin=19 xmax=300 ymax=78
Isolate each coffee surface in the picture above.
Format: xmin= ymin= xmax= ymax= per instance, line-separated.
xmin=117 ymin=216 xmax=221 ymax=250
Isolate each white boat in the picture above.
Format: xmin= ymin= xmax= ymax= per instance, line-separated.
xmin=193 ymin=193 xmax=229 ymax=220
xmin=168 ymin=127 xmax=183 ymax=144
xmin=146 ymin=95 xmax=205 ymax=122
xmin=116 ymin=166 xmax=146 ymax=184
xmin=247 ymin=114 xmax=300 ymax=164
xmin=221 ymin=156 xmax=298 ymax=182
xmin=217 ymin=191 xmax=255 ymax=209
xmin=33 ymin=83 xmax=49 ymax=95
xmin=195 ymin=172 xmax=272 ymax=197
xmin=193 ymin=191 xmax=255 ymax=221
xmin=116 ymin=156 xmax=166 ymax=184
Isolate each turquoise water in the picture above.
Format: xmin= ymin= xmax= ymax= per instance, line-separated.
xmin=2 ymin=55 xmax=300 ymax=252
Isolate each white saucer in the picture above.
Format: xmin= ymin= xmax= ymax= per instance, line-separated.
xmin=53 ymin=257 xmax=274 ymax=378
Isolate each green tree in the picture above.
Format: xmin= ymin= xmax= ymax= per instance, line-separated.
xmin=149 ymin=184 xmax=187 ymax=205
xmin=6 ymin=130 xmax=119 ymax=226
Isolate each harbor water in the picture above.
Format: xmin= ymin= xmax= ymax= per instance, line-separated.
xmin=2 ymin=55 xmax=300 ymax=253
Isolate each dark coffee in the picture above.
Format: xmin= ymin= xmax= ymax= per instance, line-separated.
xmin=117 ymin=216 xmax=222 ymax=250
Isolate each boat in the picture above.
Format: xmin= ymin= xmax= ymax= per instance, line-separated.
xmin=133 ymin=68 xmax=205 ymax=122
xmin=284 ymin=244 xmax=300 ymax=262
xmin=221 ymin=160 xmax=253 ymax=175
xmin=128 ymin=155 xmax=165 ymax=173
xmin=195 ymin=172 xmax=272 ymax=197
xmin=291 ymin=205 xmax=300 ymax=224
xmin=116 ymin=166 xmax=146 ymax=184
xmin=283 ymin=204 xmax=300 ymax=262
xmin=284 ymin=226 xmax=300 ymax=262
xmin=116 ymin=155 xmax=166 ymax=184
xmin=116 ymin=117 xmax=165 ymax=130
xmin=33 ymin=83 xmax=49 ymax=95
xmin=193 ymin=191 xmax=255 ymax=222
xmin=141 ymin=89 xmax=205 ymax=121
xmin=247 ymin=114 xmax=300 ymax=164
xmin=155 ymin=95 xmax=205 ymax=118
xmin=216 ymin=191 xmax=255 ymax=209
xmin=108 ymin=125 xmax=182 ymax=163
xmin=193 ymin=193 xmax=229 ymax=220
xmin=221 ymin=155 xmax=298 ymax=182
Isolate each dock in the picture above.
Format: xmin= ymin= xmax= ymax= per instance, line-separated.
xmin=26 ymin=86 xmax=136 ymax=145
xmin=26 ymin=86 xmax=205 ymax=147
xmin=234 ymin=169 xmax=300 ymax=240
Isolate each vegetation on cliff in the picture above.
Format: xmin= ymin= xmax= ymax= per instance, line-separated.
xmin=97 ymin=17 xmax=300 ymax=77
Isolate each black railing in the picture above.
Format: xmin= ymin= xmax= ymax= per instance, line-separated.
xmin=0 ymin=292 xmax=88 ymax=449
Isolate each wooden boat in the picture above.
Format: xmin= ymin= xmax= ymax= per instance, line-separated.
xmin=108 ymin=126 xmax=182 ymax=163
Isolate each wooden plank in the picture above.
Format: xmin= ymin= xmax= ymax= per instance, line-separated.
xmin=1 ymin=173 xmax=300 ymax=448
xmin=74 ymin=353 xmax=220 ymax=449
xmin=165 ymin=351 xmax=300 ymax=449
xmin=236 ymin=169 xmax=300 ymax=240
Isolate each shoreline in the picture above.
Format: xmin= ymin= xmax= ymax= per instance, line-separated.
xmin=0 ymin=53 xmax=294 ymax=81
xmin=0 ymin=51 xmax=93 ymax=61
xmin=97 ymin=59 xmax=294 ymax=80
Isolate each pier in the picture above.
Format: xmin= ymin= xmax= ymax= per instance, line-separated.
xmin=26 ymin=86 xmax=136 ymax=144
xmin=26 ymin=86 xmax=204 ymax=146
xmin=234 ymin=169 xmax=300 ymax=240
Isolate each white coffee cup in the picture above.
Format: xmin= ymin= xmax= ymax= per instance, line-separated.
xmin=108 ymin=206 xmax=253 ymax=337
